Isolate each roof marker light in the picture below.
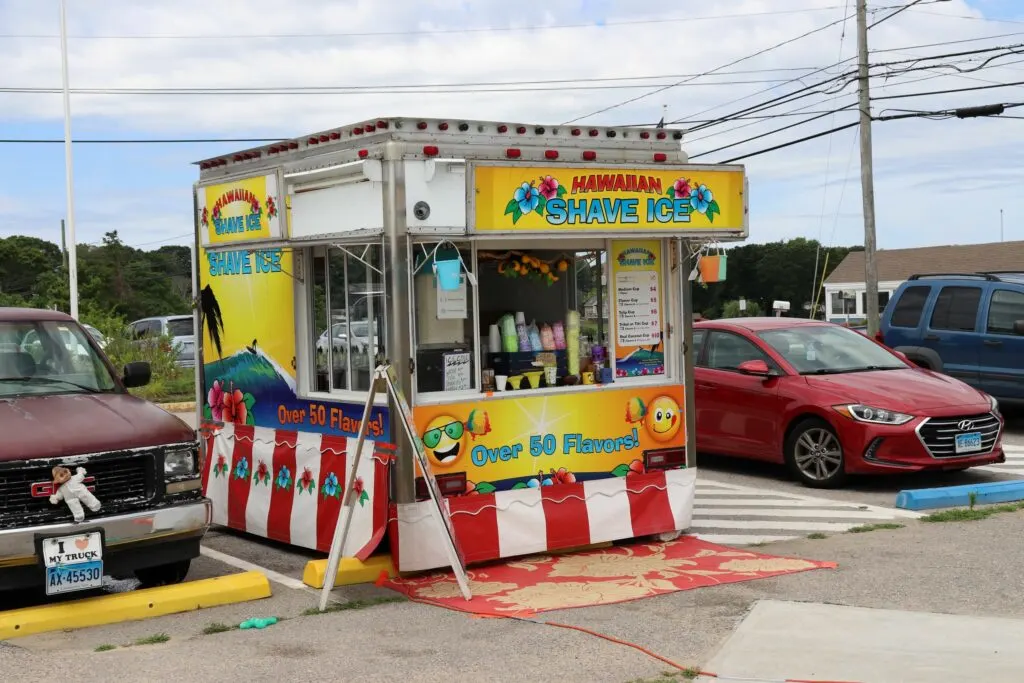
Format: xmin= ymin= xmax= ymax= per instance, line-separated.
xmin=571 ymin=128 xmax=581 ymax=136
xmin=656 ymin=131 xmax=667 ymax=140
xmin=438 ymin=122 xmax=449 ymax=131
xmin=353 ymin=127 xmax=364 ymax=135
xmin=653 ymin=153 xmax=667 ymax=162
xmin=516 ymin=126 xmax=527 ymax=134
xmin=606 ymin=130 xmax=617 ymax=138
xmin=376 ymin=120 xmax=388 ymax=129
xmin=588 ymin=129 xmax=599 ymax=137
xmin=544 ymin=150 xmax=559 ymax=160
xmin=288 ymin=142 xmax=298 ymax=149
xmin=497 ymin=124 xmax=508 ymax=133
xmin=505 ymin=148 xmax=521 ymax=158
xmin=365 ymin=124 xmax=375 ymax=132
xmin=458 ymin=122 xmax=469 ymax=131
xmin=673 ymin=131 xmax=684 ymax=140
xmin=423 ymin=145 xmax=440 ymax=156
xmin=358 ymin=149 xmax=369 ymax=158
xmin=640 ymin=131 xmax=650 ymax=140
xmin=308 ymin=138 xmax=318 ymax=144
xmin=582 ymin=151 xmax=597 ymax=161
xmin=417 ymin=121 xmax=428 ymax=130
xmin=329 ymin=132 xmax=341 ymax=140
xmin=319 ymin=135 xmax=329 ymax=142
xmin=535 ymin=126 xmax=545 ymax=134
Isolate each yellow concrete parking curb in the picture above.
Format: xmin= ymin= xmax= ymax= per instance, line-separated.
xmin=0 ymin=571 xmax=271 ymax=640
xmin=302 ymin=555 xmax=395 ymax=589
xmin=159 ymin=401 xmax=196 ymax=413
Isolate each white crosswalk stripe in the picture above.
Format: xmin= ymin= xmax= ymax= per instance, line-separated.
xmin=974 ymin=444 xmax=1024 ymax=477
xmin=689 ymin=479 xmax=920 ymax=546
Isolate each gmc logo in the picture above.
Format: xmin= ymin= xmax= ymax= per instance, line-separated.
xmin=30 ymin=477 xmax=96 ymax=498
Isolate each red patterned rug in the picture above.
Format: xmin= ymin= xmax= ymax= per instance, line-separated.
xmin=384 ymin=536 xmax=835 ymax=616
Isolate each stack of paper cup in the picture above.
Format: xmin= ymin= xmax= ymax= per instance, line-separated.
xmin=566 ymin=310 xmax=580 ymax=376
xmin=489 ymin=324 xmax=501 ymax=354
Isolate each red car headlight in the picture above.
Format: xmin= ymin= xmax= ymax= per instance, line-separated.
xmin=833 ymin=404 xmax=913 ymax=426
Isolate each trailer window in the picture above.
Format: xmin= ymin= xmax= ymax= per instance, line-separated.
xmin=309 ymin=244 xmax=386 ymax=393
xmin=412 ymin=242 xmax=477 ymax=395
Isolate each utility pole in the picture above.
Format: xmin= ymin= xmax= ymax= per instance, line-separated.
xmin=60 ymin=219 xmax=68 ymax=271
xmin=59 ymin=0 xmax=79 ymax=320
xmin=856 ymin=0 xmax=879 ymax=337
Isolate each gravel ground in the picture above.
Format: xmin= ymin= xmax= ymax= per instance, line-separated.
xmin=6 ymin=509 xmax=1024 ymax=682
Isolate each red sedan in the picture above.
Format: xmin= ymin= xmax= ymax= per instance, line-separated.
xmin=693 ymin=318 xmax=1005 ymax=488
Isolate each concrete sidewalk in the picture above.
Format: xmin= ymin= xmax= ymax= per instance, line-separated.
xmin=697 ymin=599 xmax=1024 ymax=683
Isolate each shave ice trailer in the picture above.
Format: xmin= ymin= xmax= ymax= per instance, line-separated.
xmin=193 ymin=117 xmax=749 ymax=572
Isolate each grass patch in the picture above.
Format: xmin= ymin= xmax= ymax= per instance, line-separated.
xmin=922 ymin=501 xmax=1024 ymax=523
xmin=134 ymin=633 xmax=170 ymax=646
xmin=302 ymin=595 xmax=406 ymax=616
xmin=94 ymin=644 xmax=116 ymax=652
xmin=807 ymin=532 xmax=828 ymax=540
xmin=202 ymin=622 xmax=235 ymax=635
xmin=847 ymin=522 xmax=905 ymax=534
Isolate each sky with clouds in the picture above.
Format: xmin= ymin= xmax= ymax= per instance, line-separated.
xmin=0 ymin=0 xmax=1021 ymax=252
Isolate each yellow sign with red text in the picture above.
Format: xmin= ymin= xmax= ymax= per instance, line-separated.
xmin=412 ymin=385 xmax=685 ymax=495
xmin=198 ymin=174 xmax=283 ymax=247
xmin=472 ymin=165 xmax=746 ymax=233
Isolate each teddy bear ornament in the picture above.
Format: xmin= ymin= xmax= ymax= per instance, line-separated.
xmin=49 ymin=466 xmax=102 ymax=522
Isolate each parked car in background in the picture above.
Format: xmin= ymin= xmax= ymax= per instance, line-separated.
xmin=81 ymin=323 xmax=107 ymax=348
xmin=879 ymin=273 xmax=1024 ymax=405
xmin=129 ymin=315 xmax=196 ymax=368
xmin=0 ymin=307 xmax=209 ymax=595
xmin=693 ymin=317 xmax=1004 ymax=488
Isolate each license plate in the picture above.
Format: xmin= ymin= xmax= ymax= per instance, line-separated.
xmin=955 ymin=431 xmax=983 ymax=454
xmin=40 ymin=531 xmax=104 ymax=596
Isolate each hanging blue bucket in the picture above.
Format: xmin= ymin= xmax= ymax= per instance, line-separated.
xmin=434 ymin=258 xmax=462 ymax=291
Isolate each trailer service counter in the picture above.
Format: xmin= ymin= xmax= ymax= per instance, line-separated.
xmin=194 ymin=118 xmax=748 ymax=572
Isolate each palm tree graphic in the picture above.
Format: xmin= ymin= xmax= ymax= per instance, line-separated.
xmin=200 ymin=284 xmax=225 ymax=358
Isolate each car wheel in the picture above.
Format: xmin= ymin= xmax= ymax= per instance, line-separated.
xmin=135 ymin=560 xmax=191 ymax=588
xmin=785 ymin=418 xmax=847 ymax=489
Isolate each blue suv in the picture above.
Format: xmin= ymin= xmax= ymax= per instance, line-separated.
xmin=880 ymin=272 xmax=1024 ymax=405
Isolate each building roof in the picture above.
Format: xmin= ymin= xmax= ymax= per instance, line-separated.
xmin=825 ymin=240 xmax=1024 ymax=285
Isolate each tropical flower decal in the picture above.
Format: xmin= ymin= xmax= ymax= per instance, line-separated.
xmin=297 ymin=467 xmax=316 ymax=495
xmin=265 ymin=196 xmax=278 ymax=218
xmin=253 ymin=460 xmax=272 ymax=486
xmin=504 ymin=176 xmax=568 ymax=224
xmin=321 ymin=471 xmax=341 ymax=500
xmin=666 ymin=178 xmax=721 ymax=223
xmin=233 ymin=456 xmax=250 ymax=481
xmin=200 ymin=207 xmax=210 ymax=227
xmin=249 ymin=197 xmax=261 ymax=216
xmin=353 ymin=476 xmax=370 ymax=507
xmin=275 ymin=465 xmax=293 ymax=491
xmin=213 ymin=454 xmax=229 ymax=478
xmin=203 ymin=380 xmax=256 ymax=426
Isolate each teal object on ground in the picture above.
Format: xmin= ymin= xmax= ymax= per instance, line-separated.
xmin=895 ymin=480 xmax=1024 ymax=510
xmin=239 ymin=617 xmax=278 ymax=630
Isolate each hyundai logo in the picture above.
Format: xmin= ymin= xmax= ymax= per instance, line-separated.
xmin=957 ymin=420 xmax=975 ymax=432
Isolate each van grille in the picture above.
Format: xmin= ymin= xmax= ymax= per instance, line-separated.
xmin=916 ymin=413 xmax=1001 ymax=458
xmin=0 ymin=453 xmax=156 ymax=522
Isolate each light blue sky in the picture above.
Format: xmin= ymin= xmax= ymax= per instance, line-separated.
xmin=0 ymin=0 xmax=1021 ymax=251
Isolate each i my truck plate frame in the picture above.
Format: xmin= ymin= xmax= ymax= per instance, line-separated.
xmin=35 ymin=527 xmax=106 ymax=596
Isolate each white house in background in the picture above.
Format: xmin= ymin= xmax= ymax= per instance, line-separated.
xmin=823 ymin=240 xmax=1024 ymax=325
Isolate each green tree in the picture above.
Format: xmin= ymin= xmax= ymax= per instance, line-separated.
xmin=721 ymin=299 xmax=763 ymax=318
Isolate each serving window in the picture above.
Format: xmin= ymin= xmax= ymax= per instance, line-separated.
xmin=307 ymin=242 xmax=387 ymax=393
xmin=411 ymin=237 xmax=672 ymax=401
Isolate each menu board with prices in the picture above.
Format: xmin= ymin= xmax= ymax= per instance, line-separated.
xmin=615 ymin=270 xmax=661 ymax=347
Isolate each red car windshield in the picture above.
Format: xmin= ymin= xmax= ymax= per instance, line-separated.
xmin=758 ymin=325 xmax=907 ymax=375
xmin=0 ymin=321 xmax=117 ymax=397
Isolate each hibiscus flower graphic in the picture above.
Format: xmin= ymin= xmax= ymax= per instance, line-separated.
xmin=297 ymin=468 xmax=316 ymax=495
xmin=504 ymin=181 xmax=543 ymax=224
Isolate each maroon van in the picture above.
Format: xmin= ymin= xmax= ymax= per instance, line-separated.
xmin=0 ymin=308 xmax=210 ymax=596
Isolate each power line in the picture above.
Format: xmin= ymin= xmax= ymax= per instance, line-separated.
xmin=562 ymin=11 xmax=855 ymax=124
xmin=908 ymin=8 xmax=1024 ymax=25
xmin=0 ymin=77 xmax=849 ymax=96
xmin=717 ymin=121 xmax=861 ymax=164
xmin=689 ymin=106 xmax=855 ymax=159
xmin=0 ymin=6 xmax=857 ymax=40
xmin=871 ymin=79 xmax=1024 ymax=100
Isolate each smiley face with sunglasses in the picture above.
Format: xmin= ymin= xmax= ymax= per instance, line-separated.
xmin=421 ymin=414 xmax=468 ymax=469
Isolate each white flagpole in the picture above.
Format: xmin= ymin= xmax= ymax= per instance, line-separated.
xmin=59 ymin=0 xmax=79 ymax=320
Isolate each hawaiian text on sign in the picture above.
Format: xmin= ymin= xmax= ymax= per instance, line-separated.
xmin=208 ymin=249 xmax=283 ymax=277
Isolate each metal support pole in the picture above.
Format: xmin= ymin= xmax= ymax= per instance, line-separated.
xmin=856 ymin=0 xmax=879 ymax=337
xmin=680 ymin=242 xmax=697 ymax=470
xmin=383 ymin=145 xmax=415 ymax=504
xmin=59 ymin=0 xmax=79 ymax=320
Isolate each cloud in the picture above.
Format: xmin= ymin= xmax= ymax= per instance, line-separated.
xmin=0 ymin=0 xmax=1021 ymax=249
